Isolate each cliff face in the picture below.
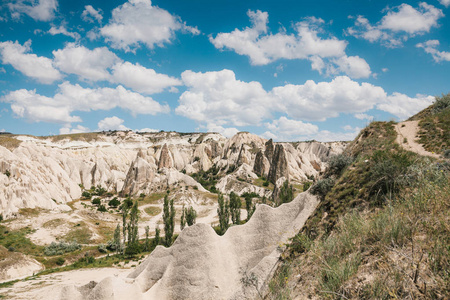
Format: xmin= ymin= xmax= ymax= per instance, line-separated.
xmin=0 ymin=131 xmax=346 ymax=218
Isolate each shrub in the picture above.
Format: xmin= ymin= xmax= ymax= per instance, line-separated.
xmin=263 ymin=180 xmax=269 ymax=187
xmin=326 ymin=153 xmax=354 ymax=176
xmin=81 ymin=191 xmax=91 ymax=199
xmin=91 ymin=198 xmax=101 ymax=205
xmin=432 ymin=93 xmax=450 ymax=114
xmin=108 ymin=197 xmax=120 ymax=208
xmin=279 ymin=180 xmax=294 ymax=205
xmin=0 ymin=214 xmax=3 ymax=222
xmin=310 ymin=178 xmax=335 ymax=198
xmin=303 ymin=181 xmax=312 ymax=191
xmin=97 ymin=204 xmax=107 ymax=212
xmin=44 ymin=241 xmax=81 ymax=256
xmin=4 ymin=170 xmax=10 ymax=177
xmin=55 ymin=257 xmax=65 ymax=266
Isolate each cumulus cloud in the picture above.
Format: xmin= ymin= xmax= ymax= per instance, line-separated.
xmin=0 ymin=40 xmax=62 ymax=84
xmin=100 ymin=0 xmax=199 ymax=52
xmin=271 ymin=76 xmax=386 ymax=121
xmin=53 ymin=43 xmax=120 ymax=81
xmin=97 ymin=116 xmax=130 ymax=131
xmin=2 ymin=82 xmax=170 ymax=125
xmin=8 ymin=0 xmax=58 ymax=21
xmin=59 ymin=124 xmax=90 ymax=134
xmin=81 ymin=5 xmax=102 ymax=23
xmin=347 ymin=3 xmax=444 ymax=47
xmin=377 ymin=93 xmax=434 ymax=119
xmin=210 ymin=10 xmax=371 ymax=78
xmin=440 ymin=0 xmax=450 ymax=7
xmin=48 ymin=23 xmax=80 ymax=40
xmin=416 ymin=40 xmax=450 ymax=62
xmin=111 ymin=62 xmax=182 ymax=94
xmin=206 ymin=123 xmax=239 ymax=138
xmin=265 ymin=117 xmax=318 ymax=140
xmin=176 ymin=69 xmax=433 ymax=132
xmin=354 ymin=113 xmax=374 ymax=120
xmin=176 ymin=69 xmax=273 ymax=126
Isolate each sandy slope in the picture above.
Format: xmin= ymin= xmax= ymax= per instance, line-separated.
xmin=395 ymin=121 xmax=440 ymax=158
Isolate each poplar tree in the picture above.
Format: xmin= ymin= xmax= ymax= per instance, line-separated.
xmin=229 ymin=192 xmax=241 ymax=224
xmin=217 ymin=193 xmax=230 ymax=234
xmin=163 ymin=195 xmax=175 ymax=247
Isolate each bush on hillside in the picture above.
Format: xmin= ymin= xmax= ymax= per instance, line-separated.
xmin=310 ymin=178 xmax=335 ymax=198
xmin=44 ymin=241 xmax=81 ymax=256
xmin=326 ymin=154 xmax=354 ymax=177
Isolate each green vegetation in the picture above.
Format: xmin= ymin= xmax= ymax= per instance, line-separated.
xmin=139 ymin=192 xmax=165 ymax=205
xmin=217 ymin=193 xmax=230 ymax=235
xmin=108 ymin=197 xmax=120 ymax=208
xmin=267 ymin=115 xmax=450 ymax=299
xmin=278 ymin=180 xmax=294 ymax=206
xmin=416 ymin=93 xmax=450 ymax=155
xmin=44 ymin=241 xmax=81 ymax=256
xmin=163 ymin=195 xmax=175 ymax=247
xmin=0 ymin=225 xmax=43 ymax=256
xmin=229 ymin=192 xmax=241 ymax=224
xmin=64 ymin=222 xmax=92 ymax=244
xmin=191 ymin=165 xmax=220 ymax=193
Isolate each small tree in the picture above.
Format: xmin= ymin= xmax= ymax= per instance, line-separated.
xmin=121 ymin=204 xmax=129 ymax=255
xmin=163 ymin=195 xmax=175 ymax=247
xmin=245 ymin=195 xmax=256 ymax=221
xmin=217 ymin=193 xmax=230 ymax=234
xmin=180 ymin=204 xmax=186 ymax=231
xmin=152 ymin=225 xmax=161 ymax=249
xmin=229 ymin=192 xmax=241 ymax=224
xmin=279 ymin=180 xmax=294 ymax=205
xmin=108 ymin=197 xmax=120 ymax=208
xmin=185 ymin=206 xmax=197 ymax=226
xmin=113 ymin=223 xmax=121 ymax=254
xmin=92 ymin=198 xmax=101 ymax=205
xmin=144 ymin=225 xmax=150 ymax=252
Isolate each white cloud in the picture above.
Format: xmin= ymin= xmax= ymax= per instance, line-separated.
xmin=48 ymin=24 xmax=80 ymax=40
xmin=2 ymin=82 xmax=170 ymax=125
xmin=206 ymin=123 xmax=239 ymax=138
xmin=97 ymin=116 xmax=129 ymax=131
xmin=271 ymin=76 xmax=386 ymax=121
xmin=377 ymin=93 xmax=434 ymax=119
xmin=100 ymin=0 xmax=199 ymax=52
xmin=53 ymin=43 xmax=120 ymax=81
xmin=331 ymin=55 xmax=371 ymax=79
xmin=0 ymin=40 xmax=62 ymax=84
xmin=59 ymin=125 xmax=90 ymax=134
xmin=81 ymin=5 xmax=102 ymax=23
xmin=354 ymin=113 xmax=374 ymax=120
xmin=135 ymin=128 xmax=158 ymax=133
xmin=211 ymin=10 xmax=346 ymax=65
xmin=265 ymin=116 xmax=318 ymax=139
xmin=382 ymin=68 xmax=389 ymax=72
xmin=111 ymin=62 xmax=182 ymax=94
xmin=440 ymin=0 xmax=450 ymax=8
xmin=210 ymin=10 xmax=371 ymax=78
xmin=416 ymin=40 xmax=450 ymax=62
xmin=8 ymin=0 xmax=58 ymax=21
xmin=176 ymin=69 xmax=273 ymax=127
xmin=175 ymin=69 xmax=432 ymax=130
xmin=347 ymin=3 xmax=444 ymax=47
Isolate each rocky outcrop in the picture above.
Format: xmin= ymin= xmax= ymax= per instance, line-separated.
xmin=268 ymin=144 xmax=289 ymax=184
xmin=264 ymin=138 xmax=274 ymax=162
xmin=0 ymin=131 xmax=345 ymax=218
xmin=157 ymin=144 xmax=172 ymax=170
xmin=48 ymin=192 xmax=319 ymax=300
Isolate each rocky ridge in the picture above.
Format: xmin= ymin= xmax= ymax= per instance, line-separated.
xmin=0 ymin=131 xmax=346 ymax=218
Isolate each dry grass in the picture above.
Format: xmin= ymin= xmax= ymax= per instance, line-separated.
xmin=0 ymin=136 xmax=22 ymax=151
xmin=144 ymin=206 xmax=162 ymax=216
xmin=38 ymin=132 xmax=101 ymax=143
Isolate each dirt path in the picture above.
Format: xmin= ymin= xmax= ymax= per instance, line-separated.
xmin=395 ymin=121 xmax=440 ymax=158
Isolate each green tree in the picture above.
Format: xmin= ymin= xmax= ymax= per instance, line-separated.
xmin=163 ymin=195 xmax=175 ymax=247
xmin=279 ymin=180 xmax=294 ymax=205
xmin=180 ymin=204 xmax=186 ymax=231
xmin=144 ymin=225 xmax=150 ymax=252
xmin=113 ymin=223 xmax=121 ymax=254
xmin=152 ymin=225 xmax=161 ymax=249
xmin=185 ymin=206 xmax=197 ymax=226
xmin=245 ymin=195 xmax=256 ymax=221
xmin=121 ymin=204 xmax=129 ymax=255
xmin=217 ymin=193 xmax=230 ymax=234
xmin=229 ymin=192 xmax=241 ymax=224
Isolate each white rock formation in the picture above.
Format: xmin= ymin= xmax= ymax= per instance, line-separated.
xmin=39 ymin=192 xmax=318 ymax=300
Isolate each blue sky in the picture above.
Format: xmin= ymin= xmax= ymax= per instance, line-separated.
xmin=0 ymin=0 xmax=449 ymax=141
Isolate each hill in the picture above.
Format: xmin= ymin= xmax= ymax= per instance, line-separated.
xmin=267 ymin=95 xmax=449 ymax=299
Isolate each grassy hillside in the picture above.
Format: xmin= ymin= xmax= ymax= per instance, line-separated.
xmin=267 ymin=101 xmax=450 ymax=299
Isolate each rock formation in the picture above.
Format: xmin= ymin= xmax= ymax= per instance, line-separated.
xmin=46 ymin=192 xmax=319 ymax=300
xmin=268 ymin=144 xmax=289 ymax=184
xmin=157 ymin=144 xmax=172 ymax=170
